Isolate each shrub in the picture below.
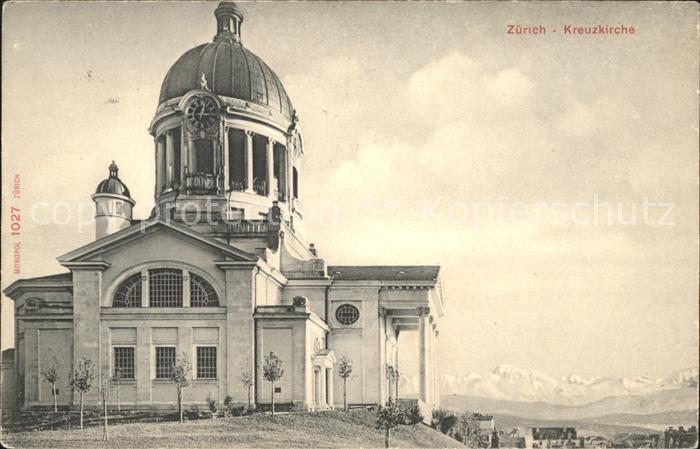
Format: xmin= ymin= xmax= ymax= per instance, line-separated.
xmin=206 ymin=396 xmax=218 ymax=417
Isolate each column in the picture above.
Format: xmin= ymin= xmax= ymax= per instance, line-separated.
xmin=223 ymin=128 xmax=230 ymax=190
xmin=267 ymin=138 xmax=275 ymax=199
xmin=417 ymin=306 xmax=429 ymax=403
xmin=245 ymin=131 xmax=254 ymax=193
xmin=165 ymin=130 xmax=174 ymax=189
xmin=319 ymin=365 xmax=327 ymax=409
xmin=156 ymin=137 xmax=165 ymax=195
xmin=188 ymin=137 xmax=196 ymax=173
xmin=287 ymin=156 xmax=294 ymax=202
xmin=326 ymin=368 xmax=334 ymax=409
xmin=433 ymin=328 xmax=440 ymax=408
xmin=429 ymin=320 xmax=435 ymax=407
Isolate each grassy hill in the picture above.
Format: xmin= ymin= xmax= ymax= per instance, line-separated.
xmin=1 ymin=409 xmax=461 ymax=449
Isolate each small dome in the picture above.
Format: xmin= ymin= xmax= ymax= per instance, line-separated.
xmin=95 ymin=161 xmax=131 ymax=198
xmin=158 ymin=2 xmax=294 ymax=121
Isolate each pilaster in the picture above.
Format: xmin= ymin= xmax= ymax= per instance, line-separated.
xmin=222 ymin=265 xmax=257 ymax=405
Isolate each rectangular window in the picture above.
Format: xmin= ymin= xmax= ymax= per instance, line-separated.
xmin=196 ymin=346 xmax=217 ymax=379
xmin=252 ymin=135 xmax=268 ymax=195
xmin=155 ymin=346 xmax=176 ymax=379
xmin=194 ymin=139 xmax=214 ymax=174
xmin=273 ymin=143 xmax=287 ymax=201
xmin=173 ymin=128 xmax=182 ymax=186
xmin=113 ymin=347 xmax=135 ymax=379
xmin=228 ymin=129 xmax=246 ymax=190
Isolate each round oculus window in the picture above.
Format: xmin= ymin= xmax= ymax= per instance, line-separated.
xmin=335 ymin=304 xmax=360 ymax=325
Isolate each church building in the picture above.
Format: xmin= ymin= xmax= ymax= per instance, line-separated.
xmin=4 ymin=2 xmax=445 ymax=413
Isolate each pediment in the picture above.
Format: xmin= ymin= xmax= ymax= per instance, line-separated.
xmin=58 ymin=218 xmax=257 ymax=265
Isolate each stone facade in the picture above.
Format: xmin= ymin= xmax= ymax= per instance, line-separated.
xmin=3 ymin=1 xmax=445 ymax=414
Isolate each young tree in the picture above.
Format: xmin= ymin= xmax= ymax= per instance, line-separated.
xmin=40 ymin=357 xmax=60 ymax=412
xmin=336 ymin=356 xmax=353 ymax=411
xmin=206 ymin=396 xmax=218 ymax=419
xmin=239 ymin=366 xmax=254 ymax=411
xmin=68 ymin=357 xmax=96 ymax=430
xmin=223 ymin=395 xmax=234 ymax=417
xmin=262 ymin=352 xmax=284 ymax=417
xmin=99 ymin=372 xmax=112 ymax=441
xmin=375 ymin=397 xmax=404 ymax=448
xmin=170 ymin=352 xmax=192 ymax=424
xmin=111 ymin=368 xmax=122 ymax=413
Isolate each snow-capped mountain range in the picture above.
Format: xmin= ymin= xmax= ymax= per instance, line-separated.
xmin=400 ymin=365 xmax=698 ymax=406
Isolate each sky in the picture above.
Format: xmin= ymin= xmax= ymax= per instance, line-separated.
xmin=2 ymin=1 xmax=698 ymax=380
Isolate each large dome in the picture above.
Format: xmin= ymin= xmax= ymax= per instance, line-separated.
xmin=158 ymin=2 xmax=294 ymax=121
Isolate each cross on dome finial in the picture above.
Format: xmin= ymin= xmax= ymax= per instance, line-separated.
xmin=214 ymin=2 xmax=244 ymax=43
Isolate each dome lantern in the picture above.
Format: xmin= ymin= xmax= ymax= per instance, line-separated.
xmin=214 ymin=2 xmax=244 ymax=44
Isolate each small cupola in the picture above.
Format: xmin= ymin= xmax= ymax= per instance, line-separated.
xmin=214 ymin=2 xmax=244 ymax=43
xmin=95 ymin=161 xmax=132 ymax=197
xmin=92 ymin=162 xmax=135 ymax=240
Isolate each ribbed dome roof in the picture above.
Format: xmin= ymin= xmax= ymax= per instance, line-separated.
xmin=95 ymin=162 xmax=131 ymax=198
xmin=158 ymin=3 xmax=293 ymax=121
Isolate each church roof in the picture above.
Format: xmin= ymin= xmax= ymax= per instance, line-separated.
xmin=13 ymin=272 xmax=72 ymax=283
xmin=327 ymin=266 xmax=440 ymax=282
xmin=158 ymin=2 xmax=294 ymax=120
xmin=57 ymin=217 xmax=258 ymax=264
xmin=3 ymin=272 xmax=73 ymax=299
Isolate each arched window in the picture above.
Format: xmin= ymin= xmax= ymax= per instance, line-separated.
xmin=113 ymin=273 xmax=142 ymax=307
xmin=149 ymin=268 xmax=183 ymax=307
xmin=190 ymin=273 xmax=219 ymax=307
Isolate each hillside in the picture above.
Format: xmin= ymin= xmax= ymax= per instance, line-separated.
xmin=1 ymin=409 xmax=461 ymax=449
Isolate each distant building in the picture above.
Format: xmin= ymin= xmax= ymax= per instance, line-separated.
xmin=498 ymin=436 xmax=526 ymax=448
xmin=663 ymin=426 xmax=698 ymax=448
xmin=1 ymin=349 xmax=16 ymax=412
xmin=520 ymin=427 xmax=578 ymax=448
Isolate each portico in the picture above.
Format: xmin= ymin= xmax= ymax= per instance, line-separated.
xmin=384 ymin=303 xmax=442 ymax=411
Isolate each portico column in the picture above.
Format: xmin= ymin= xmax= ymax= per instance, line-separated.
xmin=165 ymin=130 xmax=174 ymax=189
xmin=319 ymin=365 xmax=327 ymax=409
xmin=156 ymin=137 xmax=165 ymax=195
xmin=433 ymin=328 xmax=440 ymax=408
xmin=429 ymin=320 xmax=436 ymax=407
xmin=267 ymin=138 xmax=275 ymax=198
xmin=418 ymin=306 xmax=429 ymax=403
xmin=326 ymin=368 xmax=334 ymax=409
xmin=245 ymin=130 xmax=254 ymax=193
